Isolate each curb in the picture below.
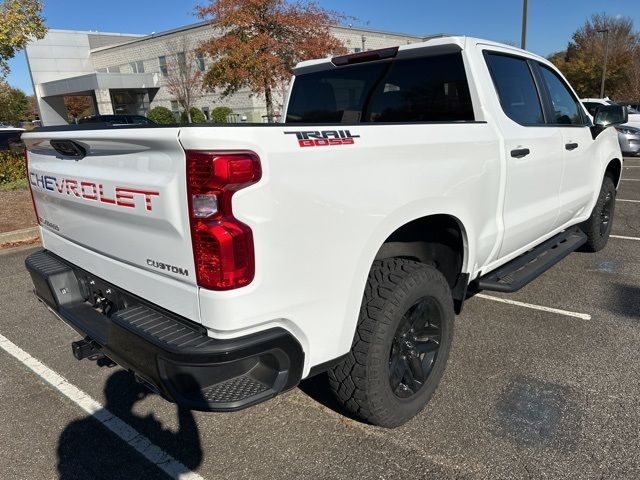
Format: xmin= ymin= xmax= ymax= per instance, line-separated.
xmin=0 ymin=227 xmax=40 ymax=245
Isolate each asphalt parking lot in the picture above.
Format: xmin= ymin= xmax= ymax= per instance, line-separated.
xmin=1 ymin=158 xmax=639 ymax=480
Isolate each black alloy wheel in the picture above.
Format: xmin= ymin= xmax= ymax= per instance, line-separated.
xmin=600 ymin=191 xmax=613 ymax=237
xmin=389 ymin=297 xmax=442 ymax=398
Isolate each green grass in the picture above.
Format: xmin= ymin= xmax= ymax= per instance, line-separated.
xmin=0 ymin=178 xmax=28 ymax=191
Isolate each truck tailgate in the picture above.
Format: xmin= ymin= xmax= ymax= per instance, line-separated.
xmin=22 ymin=128 xmax=200 ymax=318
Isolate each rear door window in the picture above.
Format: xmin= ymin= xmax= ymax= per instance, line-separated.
xmin=485 ymin=52 xmax=545 ymax=125
xmin=286 ymin=52 xmax=474 ymax=124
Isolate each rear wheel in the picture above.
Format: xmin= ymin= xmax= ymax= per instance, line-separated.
xmin=328 ymin=258 xmax=454 ymax=428
xmin=580 ymin=176 xmax=616 ymax=252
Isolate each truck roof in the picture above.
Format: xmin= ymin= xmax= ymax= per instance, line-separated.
xmin=293 ymin=35 xmax=549 ymax=74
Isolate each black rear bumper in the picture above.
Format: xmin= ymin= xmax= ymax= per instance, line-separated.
xmin=25 ymin=250 xmax=304 ymax=411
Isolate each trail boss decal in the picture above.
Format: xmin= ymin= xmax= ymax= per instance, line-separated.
xmin=285 ymin=130 xmax=360 ymax=147
xmin=29 ymin=172 xmax=159 ymax=212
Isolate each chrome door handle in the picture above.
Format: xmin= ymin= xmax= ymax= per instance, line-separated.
xmin=510 ymin=148 xmax=530 ymax=159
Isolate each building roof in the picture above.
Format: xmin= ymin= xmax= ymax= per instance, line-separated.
xmin=88 ymin=20 xmax=429 ymax=53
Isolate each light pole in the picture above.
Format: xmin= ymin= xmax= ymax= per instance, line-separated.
xmin=521 ymin=0 xmax=528 ymax=49
xmin=598 ymin=29 xmax=610 ymax=98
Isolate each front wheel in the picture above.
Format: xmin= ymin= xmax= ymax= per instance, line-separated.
xmin=328 ymin=259 xmax=454 ymax=428
xmin=579 ymin=176 xmax=616 ymax=252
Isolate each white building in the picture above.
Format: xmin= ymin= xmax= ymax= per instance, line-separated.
xmin=26 ymin=22 xmax=427 ymax=126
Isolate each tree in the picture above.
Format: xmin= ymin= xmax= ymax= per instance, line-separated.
xmin=164 ymin=39 xmax=204 ymax=123
xmin=0 ymin=0 xmax=47 ymax=77
xmin=0 ymin=81 xmax=29 ymax=124
xmin=27 ymin=94 xmax=38 ymax=119
xmin=196 ymin=0 xmax=347 ymax=120
xmin=64 ymin=95 xmax=93 ymax=121
xmin=147 ymin=106 xmax=175 ymax=124
xmin=550 ymin=14 xmax=640 ymax=99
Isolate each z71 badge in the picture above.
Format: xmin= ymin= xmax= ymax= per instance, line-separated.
xmin=285 ymin=130 xmax=359 ymax=147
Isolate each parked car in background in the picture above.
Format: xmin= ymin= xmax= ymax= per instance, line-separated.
xmin=78 ymin=114 xmax=156 ymax=125
xmin=618 ymin=101 xmax=640 ymax=112
xmin=582 ymin=99 xmax=640 ymax=156
xmin=582 ymin=98 xmax=640 ymax=129
xmin=0 ymin=127 xmax=24 ymax=150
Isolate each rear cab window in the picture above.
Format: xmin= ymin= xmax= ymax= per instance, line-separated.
xmin=286 ymin=51 xmax=475 ymax=124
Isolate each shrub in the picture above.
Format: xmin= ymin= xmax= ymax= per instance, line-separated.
xmin=211 ymin=106 xmax=233 ymax=124
xmin=180 ymin=107 xmax=206 ymax=124
xmin=0 ymin=151 xmax=27 ymax=186
xmin=147 ymin=106 xmax=175 ymax=124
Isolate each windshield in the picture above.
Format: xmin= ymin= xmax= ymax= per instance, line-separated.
xmin=604 ymin=100 xmax=639 ymax=114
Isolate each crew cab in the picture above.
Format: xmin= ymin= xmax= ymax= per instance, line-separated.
xmin=22 ymin=36 xmax=626 ymax=428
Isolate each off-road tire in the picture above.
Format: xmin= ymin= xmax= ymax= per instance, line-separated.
xmin=580 ymin=176 xmax=616 ymax=252
xmin=328 ymin=258 xmax=454 ymax=428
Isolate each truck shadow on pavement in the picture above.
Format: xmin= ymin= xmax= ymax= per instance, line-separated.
xmin=56 ymin=369 xmax=203 ymax=479
xmin=298 ymin=373 xmax=363 ymax=422
xmin=611 ymin=283 xmax=640 ymax=320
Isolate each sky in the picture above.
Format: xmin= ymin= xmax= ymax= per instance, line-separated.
xmin=6 ymin=0 xmax=640 ymax=94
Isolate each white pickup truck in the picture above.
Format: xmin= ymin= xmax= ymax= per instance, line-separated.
xmin=23 ymin=36 xmax=627 ymax=428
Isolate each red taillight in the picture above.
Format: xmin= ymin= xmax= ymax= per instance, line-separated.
xmin=25 ymin=147 xmax=40 ymax=225
xmin=186 ymin=150 xmax=261 ymax=290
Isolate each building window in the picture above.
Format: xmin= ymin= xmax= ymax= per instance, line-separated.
xmin=130 ymin=60 xmax=144 ymax=74
xmin=158 ymin=56 xmax=168 ymax=76
xmin=202 ymin=106 xmax=210 ymax=121
xmin=96 ymin=68 xmax=107 ymax=73
xmin=353 ymin=48 xmax=362 ymax=53
xmin=196 ymin=53 xmax=205 ymax=72
xmin=106 ymin=66 xmax=120 ymax=73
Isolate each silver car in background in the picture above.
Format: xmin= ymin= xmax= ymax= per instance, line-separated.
xmin=614 ymin=124 xmax=640 ymax=156
xmin=582 ymin=100 xmax=640 ymax=156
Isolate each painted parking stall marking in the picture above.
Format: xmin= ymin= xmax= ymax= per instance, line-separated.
xmin=0 ymin=333 xmax=206 ymax=480
xmin=611 ymin=234 xmax=640 ymax=242
xmin=475 ymin=294 xmax=592 ymax=320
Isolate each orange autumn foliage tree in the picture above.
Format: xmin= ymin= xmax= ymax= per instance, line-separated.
xmin=64 ymin=95 xmax=93 ymax=121
xmin=196 ymin=0 xmax=347 ymax=120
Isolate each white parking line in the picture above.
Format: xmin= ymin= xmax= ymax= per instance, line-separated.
xmin=475 ymin=293 xmax=592 ymax=320
xmin=611 ymin=234 xmax=640 ymax=241
xmin=0 ymin=333 xmax=205 ymax=480
xmin=623 ymin=166 xmax=640 ymax=167
xmin=618 ymin=199 xmax=640 ymax=203
xmin=621 ymin=179 xmax=640 ymax=181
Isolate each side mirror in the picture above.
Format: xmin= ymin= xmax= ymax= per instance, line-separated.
xmin=591 ymin=105 xmax=628 ymax=139
xmin=593 ymin=105 xmax=628 ymax=127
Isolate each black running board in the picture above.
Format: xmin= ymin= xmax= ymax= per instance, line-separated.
xmin=475 ymin=226 xmax=587 ymax=293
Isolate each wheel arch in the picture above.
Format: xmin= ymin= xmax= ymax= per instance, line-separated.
xmin=605 ymin=157 xmax=622 ymax=188
xmin=372 ymin=213 xmax=470 ymax=311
